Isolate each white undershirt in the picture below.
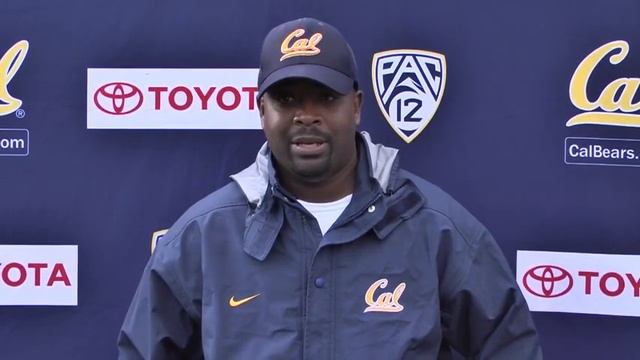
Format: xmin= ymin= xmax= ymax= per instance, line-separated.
xmin=297 ymin=194 xmax=353 ymax=236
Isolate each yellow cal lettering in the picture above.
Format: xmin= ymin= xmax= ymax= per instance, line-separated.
xmin=0 ymin=40 xmax=29 ymax=116
xmin=597 ymin=78 xmax=640 ymax=112
xmin=363 ymin=278 xmax=406 ymax=313
xmin=280 ymin=29 xmax=323 ymax=61
xmin=567 ymin=40 xmax=640 ymax=127
xmin=377 ymin=292 xmax=393 ymax=306
xmin=281 ymin=29 xmax=305 ymax=54
xmin=569 ymin=40 xmax=628 ymax=111
xmin=364 ymin=278 xmax=387 ymax=306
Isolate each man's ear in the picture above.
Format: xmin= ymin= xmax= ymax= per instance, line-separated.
xmin=259 ymin=95 xmax=265 ymax=128
xmin=353 ymin=90 xmax=363 ymax=126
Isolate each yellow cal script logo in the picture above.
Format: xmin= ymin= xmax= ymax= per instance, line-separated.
xmin=363 ymin=278 xmax=406 ymax=313
xmin=280 ymin=29 xmax=322 ymax=61
xmin=568 ymin=40 xmax=640 ymax=127
xmin=0 ymin=40 xmax=29 ymax=116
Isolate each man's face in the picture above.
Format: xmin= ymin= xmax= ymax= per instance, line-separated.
xmin=259 ymin=78 xmax=362 ymax=184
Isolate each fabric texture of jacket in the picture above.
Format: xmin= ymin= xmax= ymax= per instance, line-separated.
xmin=118 ymin=132 xmax=543 ymax=359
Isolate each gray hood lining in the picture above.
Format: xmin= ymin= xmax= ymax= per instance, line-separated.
xmin=230 ymin=131 xmax=398 ymax=207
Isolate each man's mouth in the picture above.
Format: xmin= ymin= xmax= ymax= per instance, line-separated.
xmin=291 ymin=136 xmax=328 ymax=156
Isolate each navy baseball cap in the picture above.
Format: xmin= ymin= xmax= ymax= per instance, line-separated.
xmin=257 ymin=17 xmax=358 ymax=98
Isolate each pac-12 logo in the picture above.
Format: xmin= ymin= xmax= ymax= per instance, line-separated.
xmin=372 ymin=49 xmax=446 ymax=143
xmin=0 ymin=40 xmax=29 ymax=117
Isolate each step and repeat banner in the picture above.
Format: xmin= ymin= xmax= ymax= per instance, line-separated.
xmin=1 ymin=1 xmax=639 ymax=359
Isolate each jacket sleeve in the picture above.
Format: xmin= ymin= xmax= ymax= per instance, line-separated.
xmin=117 ymin=225 xmax=203 ymax=360
xmin=439 ymin=228 xmax=543 ymax=359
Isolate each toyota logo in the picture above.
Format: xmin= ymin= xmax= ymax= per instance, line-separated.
xmin=523 ymin=265 xmax=573 ymax=298
xmin=94 ymin=82 xmax=143 ymax=115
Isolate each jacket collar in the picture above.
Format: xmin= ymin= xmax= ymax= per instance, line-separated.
xmin=230 ymin=131 xmax=400 ymax=260
xmin=230 ymin=131 xmax=399 ymax=208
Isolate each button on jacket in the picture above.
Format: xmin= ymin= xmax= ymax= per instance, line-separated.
xmin=118 ymin=132 xmax=543 ymax=359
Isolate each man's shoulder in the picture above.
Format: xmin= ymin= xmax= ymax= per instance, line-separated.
xmin=161 ymin=181 xmax=248 ymax=245
xmin=397 ymin=169 xmax=464 ymax=214
xmin=184 ymin=181 xmax=248 ymax=218
xmin=397 ymin=169 xmax=487 ymax=243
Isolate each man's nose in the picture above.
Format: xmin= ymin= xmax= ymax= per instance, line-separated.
xmin=293 ymin=100 xmax=322 ymax=126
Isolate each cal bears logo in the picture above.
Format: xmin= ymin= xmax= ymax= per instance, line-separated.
xmin=568 ymin=40 xmax=640 ymax=128
xmin=0 ymin=40 xmax=29 ymax=117
xmin=372 ymin=50 xmax=446 ymax=143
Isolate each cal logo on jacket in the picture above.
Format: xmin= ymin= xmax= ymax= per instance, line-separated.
xmin=364 ymin=278 xmax=406 ymax=313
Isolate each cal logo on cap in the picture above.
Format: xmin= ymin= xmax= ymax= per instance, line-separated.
xmin=280 ymin=29 xmax=323 ymax=61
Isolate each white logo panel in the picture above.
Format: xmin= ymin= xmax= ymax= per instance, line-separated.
xmin=0 ymin=245 xmax=78 ymax=306
xmin=517 ymin=250 xmax=640 ymax=317
xmin=87 ymin=68 xmax=260 ymax=129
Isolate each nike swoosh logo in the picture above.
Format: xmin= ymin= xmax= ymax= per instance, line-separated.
xmin=229 ymin=293 xmax=261 ymax=307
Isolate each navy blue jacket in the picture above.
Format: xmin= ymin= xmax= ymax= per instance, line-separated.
xmin=118 ymin=132 xmax=542 ymax=359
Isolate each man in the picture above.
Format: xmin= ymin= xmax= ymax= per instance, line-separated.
xmin=118 ymin=18 xmax=542 ymax=359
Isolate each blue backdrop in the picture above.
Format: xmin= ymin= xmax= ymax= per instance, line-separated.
xmin=1 ymin=0 xmax=639 ymax=358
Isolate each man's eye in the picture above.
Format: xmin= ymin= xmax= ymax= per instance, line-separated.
xmin=320 ymin=93 xmax=336 ymax=102
xmin=277 ymin=94 xmax=295 ymax=104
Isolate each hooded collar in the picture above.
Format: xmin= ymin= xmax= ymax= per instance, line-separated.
xmin=230 ymin=131 xmax=400 ymax=260
xmin=230 ymin=131 xmax=399 ymax=207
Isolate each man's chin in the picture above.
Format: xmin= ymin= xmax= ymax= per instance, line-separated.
xmin=290 ymin=161 xmax=331 ymax=182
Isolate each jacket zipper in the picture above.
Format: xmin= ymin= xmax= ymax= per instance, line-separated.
xmin=301 ymin=214 xmax=308 ymax=360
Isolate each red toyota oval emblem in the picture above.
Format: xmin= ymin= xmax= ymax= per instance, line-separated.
xmin=523 ymin=265 xmax=573 ymax=298
xmin=94 ymin=82 xmax=143 ymax=115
